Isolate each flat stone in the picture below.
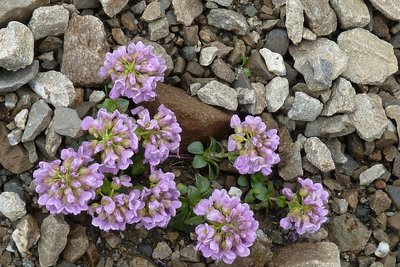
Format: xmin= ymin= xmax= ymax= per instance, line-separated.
xmin=265 ymin=77 xmax=289 ymax=112
xmin=330 ymin=0 xmax=370 ymax=29
xmin=73 ymin=0 xmax=100 ymax=9
xmin=321 ymin=77 xmax=356 ymax=116
xmin=332 ymin=198 xmax=348 ymax=214
xmin=21 ymin=100 xmax=53 ymax=143
xmin=39 ymin=215 xmax=70 ymax=267
xmin=89 ymin=90 xmax=106 ymax=103
xmin=0 ymin=21 xmax=34 ymax=71
xmin=199 ymin=47 xmax=219 ymax=66
xmin=0 ymin=192 xmax=26 ymax=221
xmin=288 ymin=92 xmax=323 ymax=121
xmin=285 ymin=0 xmax=304 ymax=45
xmin=247 ymin=50 xmax=274 ymax=81
xmin=0 ymin=60 xmax=39 ymax=93
xmin=11 ymin=214 xmax=40 ymax=257
xmin=180 ymin=245 xmax=200 ymax=262
xmin=369 ymin=190 xmax=391 ymax=214
xmin=259 ymin=48 xmax=286 ymax=76
xmin=325 ymin=138 xmax=347 ymax=165
xmin=304 ymin=137 xmax=335 ymax=172
xmin=7 ymin=128 xmax=23 ymax=146
xmin=0 ymin=0 xmax=50 ymax=27
xmin=5 ymin=93 xmax=18 ymax=110
xmin=369 ymin=0 xmax=400 ymax=21
xmin=172 ymin=0 xmax=203 ymax=26
xmin=386 ymin=185 xmax=400 ymax=209
xmin=264 ymin=29 xmax=290 ymax=56
xmin=14 ymin=109 xmax=29 ymax=130
xmin=148 ymin=17 xmax=169 ymax=41
xmin=301 ymin=0 xmax=337 ymax=36
xmin=28 ymin=5 xmax=69 ymax=40
xmin=211 ymin=59 xmax=235 ymax=83
xmin=387 ymin=212 xmax=400 ymax=233
xmin=270 ymin=242 xmax=340 ymax=267
xmin=141 ymin=1 xmax=164 ymax=22
xmin=52 ymin=107 xmax=82 ymax=138
xmin=197 ymin=81 xmax=238 ymax=111
xmin=329 ymin=213 xmax=371 ymax=253
xmin=61 ymin=14 xmax=109 ymax=87
xmin=278 ymin=128 xmax=303 ymax=181
xmin=208 ymin=0 xmax=233 ymax=6
xmin=29 ymin=71 xmax=75 ymax=108
xmin=359 ymin=164 xmax=390 ymax=186
xmin=245 ymin=82 xmax=267 ymax=115
xmin=305 ymin=114 xmax=355 ymax=137
xmin=62 ymin=225 xmax=89 ymax=263
xmin=337 ymin=28 xmax=398 ymax=85
xmin=289 ymin=38 xmax=348 ymax=91
xmin=99 ymin=0 xmax=129 ymax=17
xmin=44 ymin=125 xmax=62 ymax=158
xmin=207 ymin=9 xmax=249 ymax=36
xmin=349 ymin=94 xmax=387 ymax=142
xmin=152 ymin=241 xmax=172 ymax=260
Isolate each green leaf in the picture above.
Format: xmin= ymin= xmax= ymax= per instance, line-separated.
xmin=98 ymin=98 xmax=129 ymax=113
xmin=115 ymin=98 xmax=129 ymax=113
xmin=251 ymin=180 xmax=263 ymax=189
xmin=196 ymin=174 xmax=210 ymax=194
xmin=238 ymin=175 xmax=249 ymax=187
xmin=177 ymin=183 xmax=188 ymax=195
xmin=254 ymin=186 xmax=268 ymax=201
xmin=188 ymin=141 xmax=204 ymax=154
xmin=100 ymin=179 xmax=112 ymax=195
xmin=184 ymin=215 xmax=205 ymax=226
xmin=276 ymin=196 xmax=288 ymax=208
xmin=243 ymin=67 xmax=251 ymax=78
xmin=187 ymin=186 xmax=202 ymax=205
xmin=193 ymin=155 xmax=208 ymax=169
xmin=245 ymin=190 xmax=255 ymax=203
xmin=169 ymin=208 xmax=190 ymax=231
xmin=251 ymin=172 xmax=266 ymax=183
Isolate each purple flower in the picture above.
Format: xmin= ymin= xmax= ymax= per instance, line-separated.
xmin=136 ymin=169 xmax=181 ymax=230
xmin=81 ymin=108 xmax=139 ymax=174
xmin=88 ymin=190 xmax=143 ymax=231
xmin=193 ymin=189 xmax=259 ymax=264
xmin=99 ymin=41 xmax=167 ymax=104
xmin=280 ymin=178 xmax=329 ymax=235
xmin=228 ymin=115 xmax=280 ymax=176
xmin=132 ymin=105 xmax=182 ymax=166
xmin=33 ymin=148 xmax=103 ymax=215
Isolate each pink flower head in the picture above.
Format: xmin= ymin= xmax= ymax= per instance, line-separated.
xmin=228 ymin=115 xmax=280 ymax=176
xmin=99 ymin=41 xmax=167 ymax=104
xmin=193 ymin=189 xmax=259 ymax=264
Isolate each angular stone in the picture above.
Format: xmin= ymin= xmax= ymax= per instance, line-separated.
xmin=152 ymin=241 xmax=172 ymax=260
xmin=305 ymin=114 xmax=355 ymax=138
xmin=265 ymin=77 xmax=289 ymax=112
xmin=264 ymin=29 xmax=289 ymax=56
xmin=337 ymin=28 xmax=398 ymax=85
xmin=332 ymin=198 xmax=348 ymax=214
xmin=285 ymin=0 xmax=304 ymax=45
xmin=304 ymin=137 xmax=335 ymax=172
xmin=45 ymin=125 xmax=62 ymax=158
xmin=52 ymin=107 xmax=82 ymax=138
xmin=0 ymin=60 xmax=39 ymax=93
xmin=141 ymin=1 xmax=164 ymax=22
xmin=22 ymin=100 xmax=53 ymax=143
xmin=62 ymin=225 xmax=89 ymax=263
xmin=28 ymin=5 xmax=69 ymax=40
xmin=61 ymin=14 xmax=109 ymax=87
xmin=172 ymin=0 xmax=203 ymax=26
xmin=385 ymin=105 xmax=400 ymax=148
xmin=330 ymin=0 xmax=370 ymax=29
xmin=349 ymin=94 xmax=387 ymax=142
xmin=386 ymin=185 xmax=400 ymax=209
xmin=7 ymin=128 xmax=23 ymax=146
xmin=247 ymin=50 xmax=274 ymax=82
xmin=199 ymin=47 xmax=219 ymax=66
xmin=0 ymin=21 xmax=34 ymax=71
xmin=148 ymin=17 xmax=169 ymax=41
xmin=301 ymin=0 xmax=337 ymax=36
xmin=270 ymin=242 xmax=340 ymax=267
xmin=29 ymin=71 xmax=75 ymax=108
xmin=288 ymin=92 xmax=323 ymax=121
xmin=211 ymin=59 xmax=236 ymax=83
xmin=325 ymin=138 xmax=347 ymax=165
xmin=387 ymin=212 xmax=400 ymax=233
xmin=245 ymin=83 xmax=267 ymax=115
xmin=259 ymin=48 xmax=286 ymax=76
xmin=0 ymin=0 xmax=50 ymax=27
xmin=369 ymin=0 xmax=400 ymax=21
xmin=369 ymin=190 xmax=391 ymax=214
xmin=15 ymin=109 xmax=29 ymax=130
xmin=39 ymin=215 xmax=70 ymax=267
xmin=197 ymin=81 xmax=238 ymax=111
xmin=207 ymin=9 xmax=249 ymax=36
xmin=321 ymin=77 xmax=356 ymax=116
xmin=99 ymin=0 xmax=129 ymax=17
xmin=0 ymin=192 xmax=26 ymax=221
xmin=11 ymin=214 xmax=40 ymax=257
xmin=278 ymin=128 xmax=303 ymax=181
xmin=359 ymin=164 xmax=390 ymax=186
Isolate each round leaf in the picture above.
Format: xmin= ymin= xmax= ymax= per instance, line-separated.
xmin=188 ymin=141 xmax=204 ymax=154
xmin=193 ymin=155 xmax=208 ymax=169
xmin=238 ymin=175 xmax=249 ymax=187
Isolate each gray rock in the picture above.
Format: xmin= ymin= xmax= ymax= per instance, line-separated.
xmin=0 ymin=21 xmax=34 ymax=71
xmin=245 ymin=82 xmax=267 ymax=115
xmin=288 ymin=92 xmax=323 ymax=121
xmin=131 ymin=1 xmax=146 ymax=14
xmin=337 ymin=28 xmax=398 ymax=85
xmin=301 ymin=0 xmax=337 ymax=36
xmin=22 ymin=100 xmax=53 ymax=143
xmin=141 ymin=1 xmax=164 ymax=22
xmin=321 ymin=77 xmax=356 ymax=116
xmin=269 ymin=242 xmax=340 ymax=267
xmin=349 ymin=94 xmax=387 ymax=141
xmin=211 ymin=58 xmax=236 ymax=83
xmin=0 ymin=60 xmax=39 ymax=93
xmin=386 ymin=185 xmax=400 ymax=209
xmin=359 ymin=164 xmax=390 ymax=186
xmin=265 ymin=77 xmax=289 ymax=112
xmin=330 ymin=0 xmax=370 ymax=29
xmin=45 ymin=125 xmax=62 ymax=158
xmin=305 ymin=114 xmax=355 ymax=137
xmin=207 ymin=9 xmax=249 ymax=36
xmin=369 ymin=0 xmax=400 ymax=21
xmin=5 ymin=93 xmax=18 ymax=110
xmin=285 ymin=0 xmax=304 ymax=45
xmin=99 ymin=0 xmax=129 ymax=17
xmin=39 ymin=215 xmax=70 ymax=267
xmin=265 ymin=29 xmax=290 ymax=56
xmin=289 ymin=38 xmax=348 ymax=91
xmin=7 ymin=128 xmax=23 ymax=146
xmin=52 ymin=107 xmax=82 ymax=138
xmin=62 ymin=225 xmax=89 ymax=263
xmin=89 ymin=90 xmax=106 ymax=103
xmin=208 ymin=0 xmax=233 ymax=6
xmin=73 ymin=0 xmax=100 ymax=9
xmin=61 ymin=14 xmax=109 ymax=87
xmin=152 ymin=241 xmax=172 ymax=260
xmin=237 ymin=87 xmax=255 ymax=105
xmin=279 ymin=143 xmax=303 ymax=181
xmin=259 ymin=48 xmax=286 ymax=76
xmin=29 ymin=71 xmax=75 ymax=108
xmin=197 ymin=81 xmax=238 ymax=111
xmin=332 ymin=198 xmax=348 ymax=214
xmin=0 ymin=192 xmax=26 ymax=221
xmin=0 ymin=0 xmax=50 ymax=27
xmin=369 ymin=190 xmax=391 ymax=214
xmin=325 ymin=138 xmax=347 ymax=164
xmin=28 ymin=5 xmax=69 ymax=40
xmin=329 ymin=213 xmax=371 ymax=253
xmin=302 ymin=28 xmax=317 ymax=41
xmin=23 ymin=141 xmax=38 ymax=164
xmin=199 ymin=47 xmax=218 ymax=66
xmin=304 ymin=137 xmax=335 ymax=172
xmin=15 ymin=109 xmax=29 ymax=130
xmin=172 ymin=0 xmax=203 ymax=26
xmin=11 ymin=214 xmax=40 ymax=257
xmin=180 ymin=245 xmax=200 ymax=262
xmin=148 ymin=17 xmax=169 ymax=41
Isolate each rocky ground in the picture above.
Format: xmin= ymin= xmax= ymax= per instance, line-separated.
xmin=0 ymin=0 xmax=400 ymax=266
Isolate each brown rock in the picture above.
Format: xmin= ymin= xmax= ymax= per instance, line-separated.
xmin=394 ymin=154 xmax=400 ymax=178
xmin=182 ymin=25 xmax=199 ymax=46
xmin=383 ymin=145 xmax=398 ymax=161
xmin=121 ymin=11 xmax=138 ymax=32
xmin=86 ymin=244 xmax=100 ymax=267
xmin=0 ymin=122 xmax=33 ymax=174
xmin=375 ymin=130 xmax=398 ymax=149
xmin=63 ymin=225 xmax=89 ymax=263
xmin=211 ymin=58 xmax=236 ymax=83
xmin=143 ymin=83 xmax=233 ymax=149
xmin=269 ymin=242 xmax=340 ymax=267
xmin=388 ymin=212 xmax=400 ymax=233
xmin=372 ymin=15 xmax=389 ymax=38
xmin=0 ymin=0 xmax=50 ymax=27
xmin=369 ymin=190 xmax=391 ymax=214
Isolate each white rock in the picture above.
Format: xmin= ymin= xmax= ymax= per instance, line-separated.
xmin=28 ymin=5 xmax=69 ymax=40
xmin=197 ymin=81 xmax=238 ymax=111
xmin=285 ymin=0 xmax=304 ymax=44
xmin=0 ymin=192 xmax=26 ymax=221
xmin=302 ymin=28 xmax=316 ymax=41
xmin=245 ymin=82 xmax=267 ymax=115
xmin=359 ymin=164 xmax=390 ymax=186
xmin=12 ymin=215 xmax=40 ymax=257
xmin=321 ymin=77 xmax=356 ymax=116
xmin=265 ymin=77 xmax=289 ymax=112
xmin=288 ymin=92 xmax=323 ymax=121
xmin=304 ymin=137 xmax=335 ymax=172
xmin=259 ymin=48 xmax=286 ymax=76
xmin=228 ymin=187 xmax=243 ymax=198
xmin=369 ymin=0 xmax=400 ymax=21
xmin=14 ymin=109 xmax=29 ymax=130
xmin=89 ymin=90 xmax=106 ymax=103
xmin=374 ymin=242 xmax=390 ymax=258
xmin=7 ymin=128 xmax=23 ymax=146
xmin=99 ymin=0 xmax=129 ymax=17
xmin=330 ymin=0 xmax=370 ymax=29
xmin=199 ymin=47 xmax=219 ymax=66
